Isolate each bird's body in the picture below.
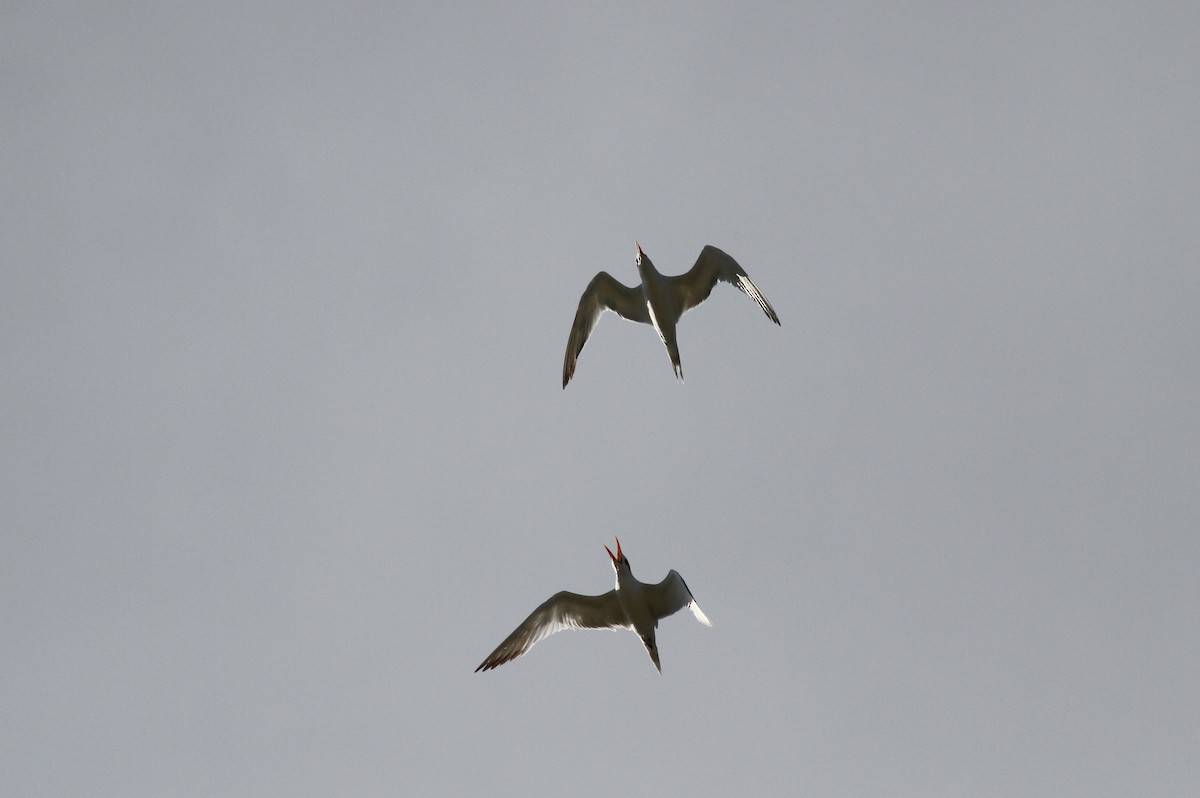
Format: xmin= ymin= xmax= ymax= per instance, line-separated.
xmin=475 ymin=537 xmax=711 ymax=673
xmin=562 ymin=243 xmax=780 ymax=387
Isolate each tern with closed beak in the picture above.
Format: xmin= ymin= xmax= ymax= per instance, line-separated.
xmin=475 ymin=537 xmax=711 ymax=673
xmin=562 ymin=243 xmax=780 ymax=387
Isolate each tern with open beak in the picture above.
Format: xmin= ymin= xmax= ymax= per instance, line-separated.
xmin=562 ymin=243 xmax=780 ymax=387
xmin=475 ymin=537 xmax=711 ymax=673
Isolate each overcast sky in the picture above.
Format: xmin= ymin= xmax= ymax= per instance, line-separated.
xmin=4 ymin=3 xmax=1198 ymax=796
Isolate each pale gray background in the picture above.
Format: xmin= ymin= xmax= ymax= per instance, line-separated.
xmin=3 ymin=3 xmax=1198 ymax=796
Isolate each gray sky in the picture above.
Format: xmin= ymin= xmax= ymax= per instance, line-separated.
xmin=4 ymin=3 xmax=1198 ymax=796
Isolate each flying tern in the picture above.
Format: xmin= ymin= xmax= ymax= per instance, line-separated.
xmin=475 ymin=537 xmax=711 ymax=673
xmin=562 ymin=243 xmax=780 ymax=387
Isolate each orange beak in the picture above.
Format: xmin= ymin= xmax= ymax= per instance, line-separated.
xmin=604 ymin=536 xmax=623 ymax=563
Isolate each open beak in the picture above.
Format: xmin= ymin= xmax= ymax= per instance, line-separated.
xmin=604 ymin=536 xmax=623 ymax=563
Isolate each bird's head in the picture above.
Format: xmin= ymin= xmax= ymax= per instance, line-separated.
xmin=604 ymin=536 xmax=630 ymax=574
xmin=634 ymin=241 xmax=654 ymax=276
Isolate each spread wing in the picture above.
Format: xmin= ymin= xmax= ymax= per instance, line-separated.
xmin=475 ymin=589 xmax=627 ymax=672
xmin=644 ymin=570 xmax=712 ymax=627
xmin=671 ymin=245 xmax=780 ymax=324
xmin=562 ymin=272 xmax=650 ymax=388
